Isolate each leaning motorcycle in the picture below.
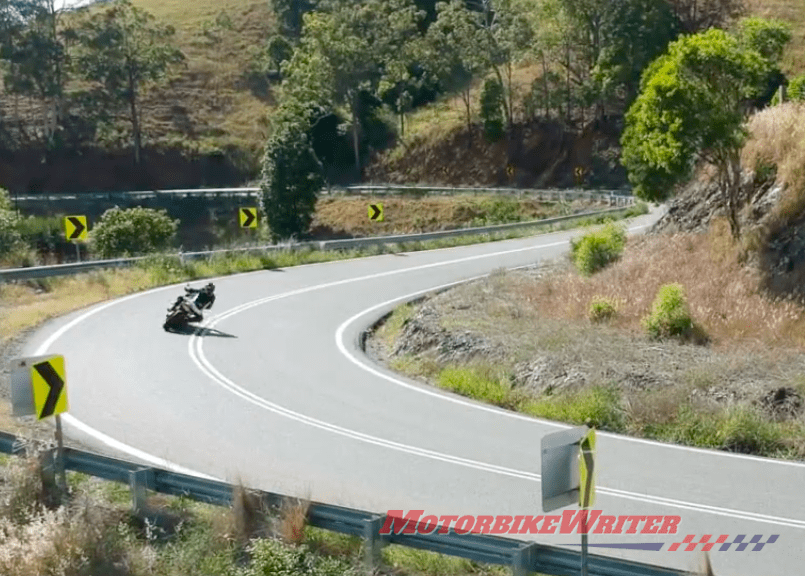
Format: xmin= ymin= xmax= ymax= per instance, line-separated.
xmin=163 ymin=293 xmax=199 ymax=330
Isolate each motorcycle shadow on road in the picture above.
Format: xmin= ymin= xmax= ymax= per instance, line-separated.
xmin=164 ymin=325 xmax=237 ymax=338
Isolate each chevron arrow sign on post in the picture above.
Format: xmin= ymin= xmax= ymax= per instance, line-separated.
xmin=64 ymin=215 xmax=87 ymax=241
xmin=368 ymin=204 xmax=384 ymax=222
xmin=239 ymin=207 xmax=257 ymax=228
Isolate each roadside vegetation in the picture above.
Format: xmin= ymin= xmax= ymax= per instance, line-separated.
xmin=0 ymin=449 xmax=512 ymax=576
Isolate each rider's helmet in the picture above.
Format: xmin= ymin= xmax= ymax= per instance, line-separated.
xmin=205 ymin=282 xmax=215 ymax=294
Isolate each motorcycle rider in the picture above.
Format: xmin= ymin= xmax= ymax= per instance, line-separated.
xmin=183 ymin=282 xmax=216 ymax=322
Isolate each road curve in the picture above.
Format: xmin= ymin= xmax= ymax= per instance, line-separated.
xmin=22 ymin=207 xmax=805 ymax=576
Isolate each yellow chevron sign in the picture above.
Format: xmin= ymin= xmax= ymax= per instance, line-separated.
xmin=64 ymin=215 xmax=88 ymax=241
xmin=30 ymin=355 xmax=68 ymax=420
xmin=239 ymin=207 xmax=258 ymax=228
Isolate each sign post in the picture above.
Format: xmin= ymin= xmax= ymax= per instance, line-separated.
xmin=11 ymin=354 xmax=70 ymax=493
xmin=579 ymin=428 xmax=596 ymax=576
xmin=64 ymin=215 xmax=87 ymax=263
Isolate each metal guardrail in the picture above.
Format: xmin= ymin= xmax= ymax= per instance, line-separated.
xmin=0 ymin=205 xmax=635 ymax=282
xmin=0 ymin=430 xmax=684 ymax=576
xmin=12 ymin=184 xmax=634 ymax=204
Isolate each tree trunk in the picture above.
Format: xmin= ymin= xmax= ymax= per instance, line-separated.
xmin=462 ymin=88 xmax=472 ymax=149
xmin=351 ymin=95 xmax=360 ymax=175
xmin=128 ymin=72 xmax=141 ymax=166
xmin=541 ymin=51 xmax=549 ymax=118
xmin=720 ymin=151 xmax=742 ymax=239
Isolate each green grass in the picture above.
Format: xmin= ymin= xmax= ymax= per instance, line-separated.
xmin=438 ymin=366 xmax=513 ymax=406
xmin=521 ymin=386 xmax=625 ymax=431
xmin=641 ymin=404 xmax=805 ymax=457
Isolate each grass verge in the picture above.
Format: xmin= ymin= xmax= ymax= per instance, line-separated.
xmin=0 ymin=450 xmax=522 ymax=576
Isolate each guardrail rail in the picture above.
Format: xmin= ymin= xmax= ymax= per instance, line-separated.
xmin=0 ymin=205 xmax=637 ymax=282
xmin=0 ymin=430 xmax=685 ymax=576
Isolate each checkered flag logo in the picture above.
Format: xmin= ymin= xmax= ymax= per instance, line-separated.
xmin=669 ymin=535 xmax=779 ymax=552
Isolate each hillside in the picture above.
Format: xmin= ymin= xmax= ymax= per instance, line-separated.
xmin=0 ymin=0 xmax=803 ymax=193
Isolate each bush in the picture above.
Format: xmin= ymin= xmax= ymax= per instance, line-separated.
xmin=788 ymin=73 xmax=805 ymax=102
xmin=570 ymin=222 xmax=626 ymax=275
xmin=91 ymin=206 xmax=178 ymax=258
xmin=642 ymin=283 xmax=705 ymax=341
xmin=588 ymin=296 xmax=617 ymax=322
xmin=0 ymin=208 xmax=23 ymax=259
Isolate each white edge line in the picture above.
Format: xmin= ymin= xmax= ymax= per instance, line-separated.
xmin=334 ymin=252 xmax=805 ymax=469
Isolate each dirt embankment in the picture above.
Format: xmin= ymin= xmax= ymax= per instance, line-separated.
xmin=366 ymin=118 xmax=629 ymax=190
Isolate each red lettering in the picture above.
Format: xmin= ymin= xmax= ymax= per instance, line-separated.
xmin=625 ymin=516 xmax=647 ymax=534
xmin=491 ymin=516 xmax=512 ymax=534
xmin=641 ymin=516 xmax=663 ymax=534
xmin=593 ymin=515 xmax=615 ymax=534
xmin=454 ymin=515 xmax=474 ymax=535
xmin=560 ymin=510 xmax=602 ymax=534
xmin=418 ymin=515 xmax=439 ymax=535
xmin=612 ymin=516 xmax=628 ymax=534
xmin=474 ymin=515 xmax=494 ymax=534
xmin=659 ymin=516 xmax=681 ymax=534
xmin=510 ymin=515 xmax=526 ymax=534
xmin=438 ymin=515 xmax=458 ymax=534
xmin=380 ymin=510 xmax=424 ymax=535
xmin=540 ymin=516 xmax=560 ymax=534
xmin=518 ymin=516 xmax=543 ymax=534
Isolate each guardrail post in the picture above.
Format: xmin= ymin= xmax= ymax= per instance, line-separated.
xmin=512 ymin=542 xmax=538 ymax=576
xmin=363 ymin=514 xmax=386 ymax=573
xmin=129 ymin=467 xmax=155 ymax=513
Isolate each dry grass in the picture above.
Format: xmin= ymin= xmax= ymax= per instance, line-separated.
xmin=0 ymin=269 xmax=156 ymax=345
xmin=311 ymin=194 xmax=582 ymax=237
xmin=515 ymin=224 xmax=805 ymax=349
xmin=278 ymin=496 xmax=310 ymax=545
xmin=742 ymin=102 xmax=805 ymax=224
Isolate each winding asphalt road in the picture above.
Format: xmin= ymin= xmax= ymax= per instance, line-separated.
xmin=22 ymin=207 xmax=805 ymax=576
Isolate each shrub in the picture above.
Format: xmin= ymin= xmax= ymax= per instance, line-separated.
xmin=588 ymin=296 xmax=617 ymax=322
xmin=0 ymin=208 xmax=23 ymax=259
xmin=91 ymin=206 xmax=178 ymax=258
xmin=570 ymin=222 xmax=626 ymax=275
xmin=789 ymin=73 xmax=805 ymax=102
xmin=642 ymin=283 xmax=704 ymax=341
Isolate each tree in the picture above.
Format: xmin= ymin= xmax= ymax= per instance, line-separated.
xmin=593 ymin=0 xmax=678 ymax=109
xmin=476 ymin=0 xmax=533 ymax=129
xmin=259 ymin=101 xmax=325 ymax=241
xmin=72 ymin=0 xmax=184 ymax=165
xmin=666 ymin=0 xmax=745 ymax=34
xmin=480 ymin=77 xmax=504 ymax=141
xmin=621 ymin=28 xmax=769 ymax=238
xmin=0 ymin=0 xmax=69 ymax=147
xmin=287 ymin=0 xmax=424 ymax=175
xmin=425 ymin=0 xmax=488 ymax=144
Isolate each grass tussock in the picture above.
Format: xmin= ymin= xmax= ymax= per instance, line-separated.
xmin=588 ymin=296 xmax=618 ymax=323
xmin=518 ymin=226 xmax=805 ymax=348
xmin=742 ymin=102 xmax=805 ymax=224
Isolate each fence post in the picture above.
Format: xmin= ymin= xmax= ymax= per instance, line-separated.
xmin=512 ymin=542 xmax=538 ymax=576
xmin=129 ymin=467 xmax=155 ymax=514
xmin=363 ymin=514 xmax=386 ymax=573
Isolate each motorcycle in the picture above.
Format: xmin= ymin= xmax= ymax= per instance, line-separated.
xmin=163 ymin=288 xmax=202 ymax=331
